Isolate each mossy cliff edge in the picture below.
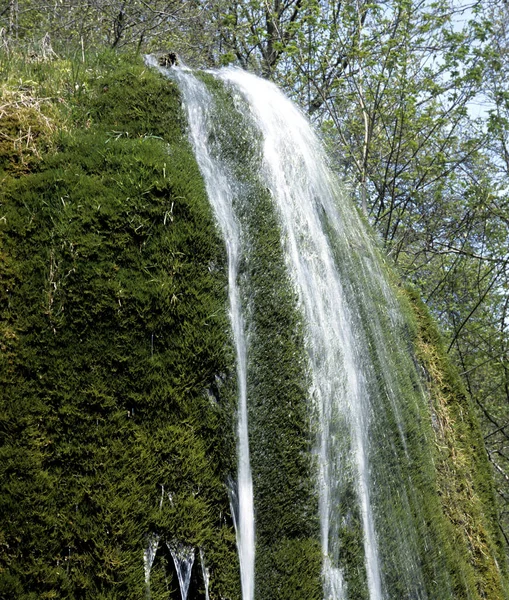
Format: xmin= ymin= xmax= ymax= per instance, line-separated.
xmin=0 ymin=53 xmax=507 ymax=599
xmin=0 ymin=53 xmax=239 ymax=599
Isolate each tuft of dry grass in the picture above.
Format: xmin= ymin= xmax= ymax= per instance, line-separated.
xmin=0 ymin=84 xmax=63 ymax=171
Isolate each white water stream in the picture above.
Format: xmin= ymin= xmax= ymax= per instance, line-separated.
xmin=163 ymin=62 xmax=256 ymax=600
xmin=219 ymin=69 xmax=383 ymax=600
xmin=143 ymin=533 xmax=160 ymax=595
xmin=200 ymin=548 xmax=211 ymax=600
xmin=167 ymin=541 xmax=195 ymax=600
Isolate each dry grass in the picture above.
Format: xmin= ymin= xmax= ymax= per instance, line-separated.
xmin=0 ymin=82 xmax=64 ymax=170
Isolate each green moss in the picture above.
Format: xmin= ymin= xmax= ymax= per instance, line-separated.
xmin=407 ymin=288 xmax=509 ymax=599
xmin=0 ymin=53 xmax=239 ymax=599
xmin=255 ymin=538 xmax=322 ymax=600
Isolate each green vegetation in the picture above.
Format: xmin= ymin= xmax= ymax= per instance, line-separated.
xmin=0 ymin=47 xmax=507 ymax=600
xmin=409 ymin=288 xmax=509 ymax=599
xmin=0 ymin=52 xmax=239 ymax=599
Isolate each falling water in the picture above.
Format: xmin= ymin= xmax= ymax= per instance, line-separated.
xmin=218 ymin=68 xmax=383 ymax=600
xmin=200 ymin=548 xmax=211 ymax=600
xmin=147 ymin=56 xmax=457 ymax=600
xmin=147 ymin=57 xmax=256 ymax=600
xmin=167 ymin=541 xmax=195 ymax=600
xmin=143 ymin=533 xmax=160 ymax=590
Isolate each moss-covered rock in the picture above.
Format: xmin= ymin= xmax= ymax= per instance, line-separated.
xmin=408 ymin=288 xmax=509 ymax=599
xmin=0 ymin=53 xmax=239 ymax=600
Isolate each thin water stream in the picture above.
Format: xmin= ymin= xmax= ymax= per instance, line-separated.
xmin=149 ymin=58 xmax=256 ymax=600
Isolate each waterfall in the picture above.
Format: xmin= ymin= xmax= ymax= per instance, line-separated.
xmin=143 ymin=533 xmax=160 ymax=594
xmin=155 ymin=59 xmax=255 ymax=600
xmin=218 ymin=68 xmax=382 ymax=600
xmin=167 ymin=541 xmax=195 ymax=600
xmin=147 ymin=56 xmax=459 ymax=600
xmin=215 ymin=69 xmax=438 ymax=599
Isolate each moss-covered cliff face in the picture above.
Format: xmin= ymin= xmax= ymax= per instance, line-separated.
xmin=0 ymin=53 xmax=239 ymax=599
xmin=408 ymin=288 xmax=509 ymax=599
xmin=0 ymin=52 xmax=507 ymax=600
